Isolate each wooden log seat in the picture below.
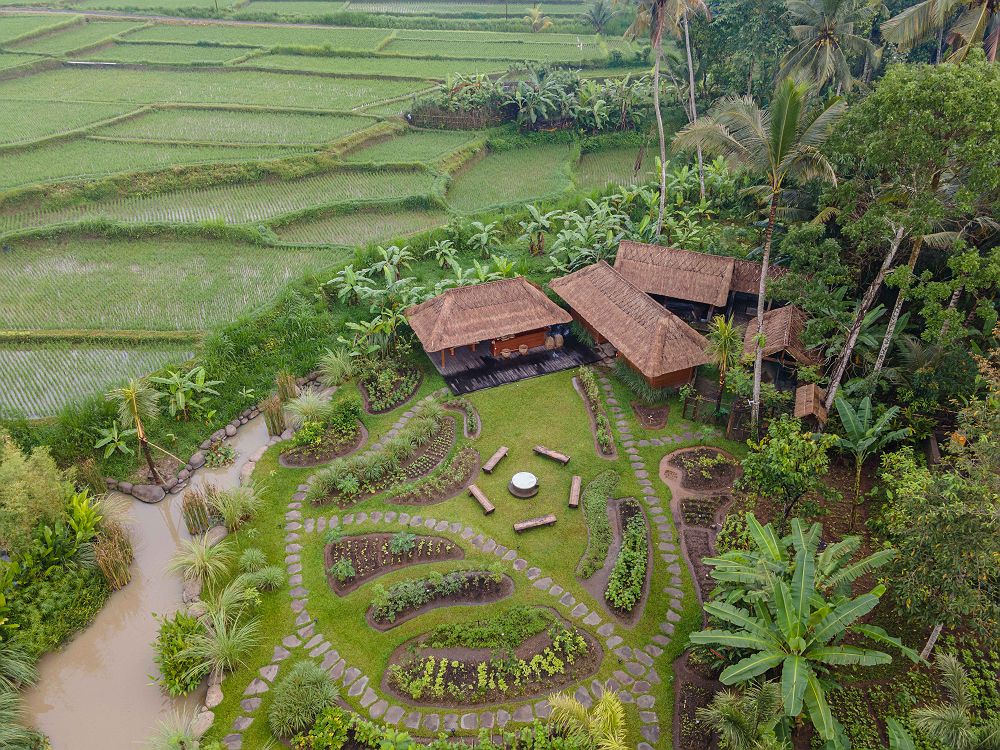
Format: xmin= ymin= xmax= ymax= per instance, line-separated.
xmin=469 ymin=484 xmax=495 ymax=515
xmin=568 ymin=475 xmax=582 ymax=508
xmin=513 ymin=514 xmax=557 ymax=533
xmin=482 ymin=445 xmax=509 ymax=474
xmin=533 ymin=445 xmax=570 ymax=464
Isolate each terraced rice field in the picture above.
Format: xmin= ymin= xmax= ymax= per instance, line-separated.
xmin=0 ymin=100 xmax=133 ymax=145
xmin=242 ymin=51 xmax=503 ymax=80
xmin=0 ymin=66 xmax=427 ymax=108
xmin=382 ymin=37 xmax=612 ymax=60
xmin=11 ymin=20 xmax=145 ymax=55
xmin=123 ymin=21 xmax=391 ymax=49
xmin=342 ymin=128 xmax=478 ymax=163
xmin=0 ymin=51 xmax=44 ymax=70
xmin=0 ymin=168 xmax=439 ymax=233
xmin=0 ymin=236 xmax=348 ymax=330
xmin=347 ymin=0 xmax=583 ymax=15
xmin=0 ymin=13 xmax=71 ymax=44
xmin=74 ymin=0 xmax=229 ymax=8
xmin=238 ymin=1 xmax=351 ymax=15
xmin=275 ymin=205 xmax=448 ymax=245
xmin=575 ymin=146 xmax=648 ymax=191
xmin=0 ymin=138 xmax=308 ymax=190
xmin=97 ymin=107 xmax=373 ymax=145
xmin=0 ymin=343 xmax=193 ymax=418
xmin=80 ymin=41 xmax=255 ymax=64
xmin=446 ymin=144 xmax=573 ymax=212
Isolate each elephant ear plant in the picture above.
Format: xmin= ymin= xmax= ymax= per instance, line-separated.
xmin=690 ymin=515 xmax=918 ymax=748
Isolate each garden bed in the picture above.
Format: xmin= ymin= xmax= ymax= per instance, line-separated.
xmin=387 ymin=446 xmax=480 ymax=506
xmin=631 ymin=401 xmax=669 ymax=430
xmin=324 ymin=533 xmax=463 ymax=595
xmin=680 ymin=494 xmax=731 ymax=527
xmin=673 ymin=650 xmax=720 ymax=750
xmin=573 ymin=374 xmax=617 ymax=460
xmin=669 ymin=447 xmax=738 ymax=491
xmin=383 ymin=617 xmax=603 ymax=707
xmin=278 ymin=422 xmax=366 ymax=468
xmin=358 ymin=369 xmax=422 ymax=414
xmin=581 ymin=497 xmax=651 ymax=626
xmin=366 ymin=571 xmax=514 ymax=631
xmin=442 ymin=397 xmax=481 ymax=439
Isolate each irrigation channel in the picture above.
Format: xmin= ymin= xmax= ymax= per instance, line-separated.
xmin=22 ymin=417 xmax=271 ymax=749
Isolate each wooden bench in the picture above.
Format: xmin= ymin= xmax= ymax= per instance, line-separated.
xmin=482 ymin=446 xmax=509 ymax=474
xmin=568 ymin=475 xmax=582 ymax=508
xmin=513 ymin=514 xmax=557 ymax=533
xmin=468 ymin=484 xmax=495 ymax=515
xmin=533 ymin=445 xmax=570 ymax=465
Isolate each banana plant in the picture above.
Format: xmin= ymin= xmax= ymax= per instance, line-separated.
xmin=94 ymin=420 xmax=136 ymax=458
xmin=423 ymin=239 xmax=457 ymax=269
xmin=467 ymin=221 xmax=500 ymax=258
xmin=691 ymin=515 xmax=918 ymax=747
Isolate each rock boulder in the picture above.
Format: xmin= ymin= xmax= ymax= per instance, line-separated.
xmin=132 ymin=484 xmax=165 ymax=504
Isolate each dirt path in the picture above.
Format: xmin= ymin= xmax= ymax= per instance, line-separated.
xmin=21 ymin=417 xmax=273 ymax=750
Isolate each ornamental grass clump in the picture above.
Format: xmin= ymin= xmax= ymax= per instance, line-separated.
xmin=167 ymin=536 xmax=234 ymax=591
xmin=262 ymin=394 xmax=286 ymax=437
xmin=94 ymin=518 xmax=133 ymax=591
xmin=210 ymin=482 xmax=263 ymax=532
xmin=268 ymin=660 xmax=338 ymax=738
xmin=239 ymin=547 xmax=267 ymax=573
xmin=181 ymin=487 xmax=212 ymax=535
xmin=317 ymin=347 xmax=354 ymax=387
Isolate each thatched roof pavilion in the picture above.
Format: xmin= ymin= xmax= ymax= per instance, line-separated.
xmin=549 ymin=261 xmax=710 ymax=388
xmin=743 ymin=305 xmax=818 ymax=366
xmin=794 ymin=383 xmax=828 ymax=424
xmin=405 ymin=277 xmax=571 ymax=367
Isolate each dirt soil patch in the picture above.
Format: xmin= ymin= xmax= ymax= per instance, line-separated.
xmin=673 ymin=650 xmax=720 ymax=750
xmin=631 ymin=401 xmax=669 ymax=430
xmin=324 ymin=533 xmax=464 ymax=596
xmin=366 ymin=572 xmax=515 ymax=631
xmin=680 ymin=494 xmax=731 ymax=527
xmin=279 ymin=423 xmax=367 ymax=468
xmin=669 ymin=447 xmax=738 ymax=492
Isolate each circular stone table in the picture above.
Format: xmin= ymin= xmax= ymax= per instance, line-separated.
xmin=508 ymin=471 xmax=539 ymax=498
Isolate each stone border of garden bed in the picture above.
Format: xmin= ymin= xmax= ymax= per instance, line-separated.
xmin=106 ymin=371 xmax=322 ymax=504
xmin=358 ymin=371 xmax=423 ymax=415
xmin=385 ymin=447 xmax=481 ymax=506
xmin=668 ymin=446 xmax=739 ymax=493
xmin=323 ymin=533 xmax=465 ymax=596
xmin=442 ymin=400 xmax=481 ymax=440
xmin=572 ymin=376 xmax=618 ymax=461
xmin=364 ymin=572 xmax=515 ymax=631
xmin=278 ymin=422 xmax=368 ymax=469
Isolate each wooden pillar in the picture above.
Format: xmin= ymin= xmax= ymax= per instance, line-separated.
xmin=441 ymin=350 xmax=445 ymax=368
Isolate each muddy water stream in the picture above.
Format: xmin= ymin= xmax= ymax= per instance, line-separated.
xmin=22 ymin=418 xmax=270 ymax=749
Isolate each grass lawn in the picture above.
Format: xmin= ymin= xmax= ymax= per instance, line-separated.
xmin=202 ymin=365 xmax=744 ymax=749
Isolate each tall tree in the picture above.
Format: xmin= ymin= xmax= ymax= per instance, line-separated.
xmin=705 ymin=315 xmax=744 ymax=413
xmin=778 ymin=0 xmax=879 ymax=93
xmin=881 ymin=0 xmax=999 ymax=61
xmin=672 ymin=78 xmax=845 ymax=433
xmin=106 ymin=378 xmax=164 ymax=485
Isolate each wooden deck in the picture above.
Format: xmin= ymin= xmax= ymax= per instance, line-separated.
xmin=429 ymin=337 xmax=600 ymax=395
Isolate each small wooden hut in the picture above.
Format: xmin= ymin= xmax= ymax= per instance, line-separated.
xmin=404 ymin=277 xmax=571 ymax=369
xmin=743 ymin=305 xmax=818 ymax=367
xmin=549 ymin=261 xmax=710 ymax=388
xmin=794 ymin=383 xmax=828 ymax=425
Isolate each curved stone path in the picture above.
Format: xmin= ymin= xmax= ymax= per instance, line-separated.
xmin=216 ymin=386 xmax=679 ymax=747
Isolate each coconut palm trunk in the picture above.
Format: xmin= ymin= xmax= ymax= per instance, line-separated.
xmin=653 ymin=34 xmax=669 ymax=235
xmin=681 ymin=9 xmax=706 ymax=200
xmin=750 ymin=191 xmax=779 ymax=434
xmin=873 ymin=237 xmax=923 ymax=376
xmin=824 ymin=223 xmax=906 ymax=410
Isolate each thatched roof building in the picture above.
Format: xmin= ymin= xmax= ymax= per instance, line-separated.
xmin=405 ymin=277 xmax=571 ymax=363
xmin=613 ymin=241 xmax=781 ymax=310
xmin=794 ymin=383 xmax=828 ymax=424
xmin=549 ymin=261 xmax=710 ymax=388
xmin=743 ymin=305 xmax=818 ymax=366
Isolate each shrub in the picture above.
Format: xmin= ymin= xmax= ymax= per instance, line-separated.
xmin=370 ymin=569 xmax=502 ymax=623
xmin=153 ymin=612 xmax=208 ymax=697
xmin=167 ymin=536 xmax=234 ymax=591
xmin=577 ymin=470 xmax=620 ymax=578
xmin=291 ymin=704 xmax=351 ymax=750
xmin=268 ymin=660 xmax=338 ymax=738
xmin=328 ymin=557 xmax=355 ymax=583
xmin=389 ymin=531 xmax=416 ymax=555
xmin=10 ymin=565 xmax=109 ymax=657
xmin=245 ymin=565 xmax=285 ymax=592
xmin=0 ymin=432 xmax=72 ymax=557
xmin=239 ymin=548 xmax=267 ymax=573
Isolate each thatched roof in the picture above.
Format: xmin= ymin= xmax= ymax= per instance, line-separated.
xmin=613 ymin=241 xmax=783 ymax=306
xmin=405 ymin=276 xmax=571 ymax=353
xmin=794 ymin=383 xmax=828 ymax=423
xmin=549 ymin=261 xmax=711 ymax=379
xmin=743 ymin=305 xmax=817 ymax=365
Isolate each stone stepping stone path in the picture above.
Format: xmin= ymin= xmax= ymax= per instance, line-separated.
xmin=222 ymin=384 xmax=674 ymax=748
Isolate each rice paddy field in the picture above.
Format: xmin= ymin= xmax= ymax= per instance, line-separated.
xmin=575 ymin=146 xmax=648 ymax=191
xmin=0 ymin=343 xmax=194 ymax=418
xmin=0 ymin=12 xmax=645 ymax=417
xmin=0 ymin=236 xmax=348 ymax=330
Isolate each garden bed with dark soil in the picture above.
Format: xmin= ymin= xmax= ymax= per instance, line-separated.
xmin=358 ymin=370 xmax=422 ymax=414
xmin=579 ymin=497 xmax=651 ymax=628
xmin=680 ymin=494 xmax=732 ymax=527
xmin=324 ymin=533 xmax=464 ymax=595
xmin=382 ymin=617 xmax=603 ymax=707
xmin=632 ymin=401 xmax=669 ymax=430
xmin=278 ymin=423 xmax=367 ymax=468
xmin=673 ymin=650 xmax=721 ymax=750
xmin=388 ymin=446 xmax=481 ymax=506
xmin=442 ymin=400 xmax=481 ymax=439
xmin=669 ymin=447 xmax=738 ymax=491
xmin=366 ymin=572 xmax=515 ymax=631
xmin=573 ymin=376 xmax=617 ymax=460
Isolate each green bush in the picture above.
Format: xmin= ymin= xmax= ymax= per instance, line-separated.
xmin=423 ymin=606 xmax=554 ymax=650
xmin=238 ymin=547 xmax=268 ymax=573
xmin=10 ymin=565 xmax=109 ymax=657
xmin=604 ymin=505 xmax=648 ymax=612
xmin=291 ymin=705 xmax=351 ymax=750
xmin=153 ymin=612 xmax=209 ymax=697
xmin=577 ymin=470 xmax=620 ymax=578
xmin=0 ymin=433 xmax=72 ymax=557
xmin=245 ymin=565 xmax=285 ymax=592
xmin=268 ymin=660 xmax=338 ymax=738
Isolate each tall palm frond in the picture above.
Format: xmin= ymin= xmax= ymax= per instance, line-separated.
xmin=779 ymin=0 xmax=878 ymax=92
xmin=882 ymin=0 xmax=999 ymax=61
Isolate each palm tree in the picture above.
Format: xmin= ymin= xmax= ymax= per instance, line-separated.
xmin=525 ymin=5 xmax=554 ymax=31
xmin=692 ymin=516 xmax=917 ymax=745
xmin=583 ymin=0 xmax=619 ymax=32
xmin=832 ymin=395 xmax=910 ymax=531
xmin=705 ymin=315 xmax=744 ymax=414
xmin=912 ymin=653 xmax=1000 ymax=750
xmin=106 ymin=378 xmax=164 ymax=485
xmin=778 ymin=0 xmax=879 ymax=93
xmin=672 ymin=78 xmax=845 ymax=434
xmin=549 ymin=690 xmax=630 ymax=750
xmin=697 ymin=681 xmax=790 ymax=750
xmin=881 ymin=0 xmax=999 ymax=62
